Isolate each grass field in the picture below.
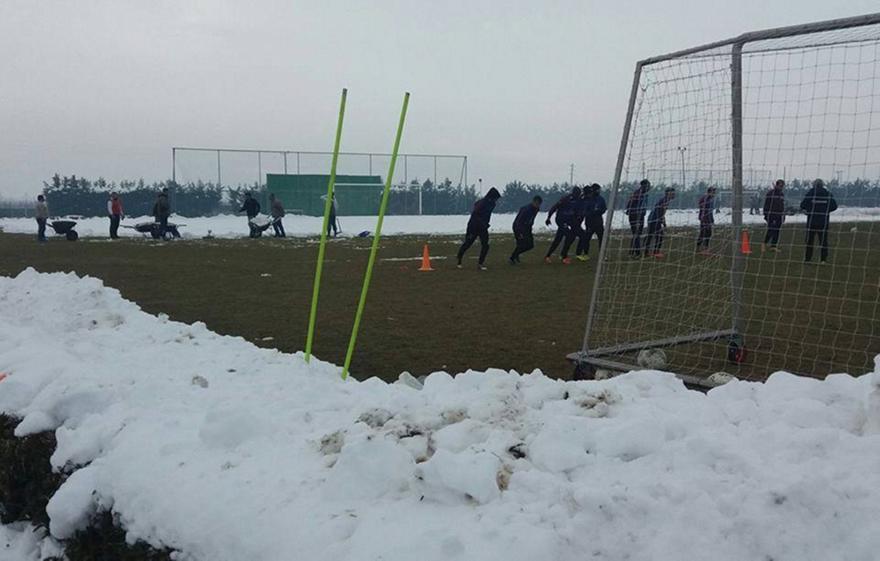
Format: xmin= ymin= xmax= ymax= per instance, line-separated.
xmin=2 ymin=222 xmax=877 ymax=384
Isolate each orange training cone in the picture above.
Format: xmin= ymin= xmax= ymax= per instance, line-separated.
xmin=740 ymin=229 xmax=752 ymax=255
xmin=418 ymin=243 xmax=434 ymax=271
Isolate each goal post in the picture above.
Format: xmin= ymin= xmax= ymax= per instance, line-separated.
xmin=573 ymin=13 xmax=880 ymax=385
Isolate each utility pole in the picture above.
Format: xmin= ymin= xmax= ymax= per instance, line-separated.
xmin=676 ymin=146 xmax=687 ymax=189
xmin=570 ymin=163 xmax=574 ymax=186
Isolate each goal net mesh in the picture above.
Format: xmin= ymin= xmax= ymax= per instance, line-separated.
xmin=584 ymin=19 xmax=880 ymax=382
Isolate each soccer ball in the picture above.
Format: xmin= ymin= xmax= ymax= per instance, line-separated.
xmin=708 ymin=371 xmax=736 ymax=386
xmin=636 ymin=348 xmax=667 ymax=370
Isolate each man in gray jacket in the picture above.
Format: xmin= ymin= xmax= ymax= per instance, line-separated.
xmin=35 ymin=195 xmax=49 ymax=242
xmin=152 ymin=189 xmax=171 ymax=239
xmin=269 ymin=193 xmax=285 ymax=238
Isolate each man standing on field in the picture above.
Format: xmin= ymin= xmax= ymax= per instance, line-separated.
xmin=625 ymin=179 xmax=652 ymax=258
xmin=457 ymin=187 xmax=501 ymax=270
xmin=800 ymin=178 xmax=838 ymax=264
xmin=35 ymin=194 xmax=49 ymax=242
xmin=762 ymin=179 xmax=786 ymax=252
xmin=152 ymin=188 xmax=171 ymax=239
xmin=107 ymin=192 xmax=124 ymax=239
xmin=269 ymin=193 xmax=286 ymax=238
xmin=509 ymin=196 xmax=542 ymax=265
xmin=644 ymin=187 xmax=676 ymax=258
xmin=696 ymin=186 xmax=716 ymax=255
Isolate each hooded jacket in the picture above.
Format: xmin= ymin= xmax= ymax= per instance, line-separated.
xmin=468 ymin=187 xmax=500 ymax=229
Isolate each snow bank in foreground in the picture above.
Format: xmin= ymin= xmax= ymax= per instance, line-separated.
xmin=1 ymin=270 xmax=880 ymax=561
xmin=1 ymin=207 xmax=879 ymax=239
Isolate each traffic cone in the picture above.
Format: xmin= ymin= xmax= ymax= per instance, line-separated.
xmin=418 ymin=243 xmax=434 ymax=271
xmin=740 ymin=229 xmax=752 ymax=255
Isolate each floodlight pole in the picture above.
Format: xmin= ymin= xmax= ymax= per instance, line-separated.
xmin=677 ymin=146 xmax=687 ymax=188
xmin=216 ymin=150 xmax=222 ymax=189
xmin=730 ymin=42 xmax=745 ymax=337
xmin=581 ymin=62 xmax=644 ymax=354
xmin=171 ymin=148 xmax=176 ymax=184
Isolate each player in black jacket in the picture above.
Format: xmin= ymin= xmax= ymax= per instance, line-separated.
xmin=800 ymin=179 xmax=838 ymax=264
xmin=544 ymin=186 xmax=582 ymax=264
xmin=457 ymin=187 xmax=501 ymax=270
xmin=763 ymin=179 xmax=786 ymax=252
xmin=509 ymin=196 xmax=542 ymax=264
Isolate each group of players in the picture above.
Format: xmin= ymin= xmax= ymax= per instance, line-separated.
xmin=456 ymin=176 xmax=840 ymax=269
xmin=456 ymin=183 xmax=608 ymax=270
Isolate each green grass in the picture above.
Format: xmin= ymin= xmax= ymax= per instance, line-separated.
xmin=1 ymin=222 xmax=877 ymax=383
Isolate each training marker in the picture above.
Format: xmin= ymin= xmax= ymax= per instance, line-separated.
xmin=342 ymin=92 xmax=410 ymax=380
xmin=418 ymin=243 xmax=434 ymax=271
xmin=305 ymin=88 xmax=347 ymax=363
xmin=740 ymin=229 xmax=752 ymax=255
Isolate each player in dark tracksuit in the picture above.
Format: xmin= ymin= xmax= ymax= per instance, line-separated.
xmin=577 ymin=183 xmax=607 ymax=260
xmin=763 ymin=179 xmax=786 ymax=251
xmin=626 ymin=179 xmax=652 ymax=258
xmin=509 ymin=196 xmax=542 ymax=265
xmin=800 ymin=179 xmax=838 ymax=264
xmin=644 ymin=188 xmax=676 ymax=258
xmin=696 ymin=186 xmax=717 ymax=254
xmin=457 ymin=187 xmax=501 ymax=270
xmin=544 ymin=186 xmax=582 ymax=264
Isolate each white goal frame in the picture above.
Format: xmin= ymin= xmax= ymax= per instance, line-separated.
xmin=570 ymin=12 xmax=880 ymax=387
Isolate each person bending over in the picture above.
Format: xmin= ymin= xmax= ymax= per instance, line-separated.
xmin=457 ymin=187 xmax=501 ymax=270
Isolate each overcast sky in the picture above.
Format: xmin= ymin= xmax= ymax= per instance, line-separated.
xmin=1 ymin=0 xmax=877 ymax=198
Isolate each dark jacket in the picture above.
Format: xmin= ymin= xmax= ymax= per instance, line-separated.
xmin=468 ymin=187 xmax=500 ymax=229
xmin=763 ymin=189 xmax=785 ymax=219
xmin=513 ymin=204 xmax=539 ymax=233
xmin=800 ymin=186 xmax=838 ymax=228
xmin=648 ymin=195 xmax=673 ymax=224
xmin=583 ymin=194 xmax=607 ymax=221
xmin=625 ymin=188 xmax=650 ymax=219
xmin=240 ymin=198 xmax=261 ymax=219
xmin=152 ymin=194 xmax=170 ymax=219
xmin=698 ymin=194 xmax=715 ymax=224
xmin=547 ymin=194 xmax=579 ymax=224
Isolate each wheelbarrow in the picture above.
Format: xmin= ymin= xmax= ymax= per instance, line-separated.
xmin=49 ymin=220 xmax=79 ymax=241
xmin=248 ymin=215 xmax=277 ymax=238
xmin=124 ymin=221 xmax=183 ymax=240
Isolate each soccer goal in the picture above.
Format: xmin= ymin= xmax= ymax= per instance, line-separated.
xmin=171 ymin=147 xmax=469 ymax=215
xmin=572 ymin=13 xmax=880 ymax=386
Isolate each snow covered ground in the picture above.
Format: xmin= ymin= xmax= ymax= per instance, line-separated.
xmin=1 ymin=207 xmax=878 ymax=240
xmin=2 ymin=269 xmax=880 ymax=561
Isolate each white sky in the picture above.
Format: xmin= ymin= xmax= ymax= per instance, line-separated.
xmin=1 ymin=0 xmax=877 ymax=198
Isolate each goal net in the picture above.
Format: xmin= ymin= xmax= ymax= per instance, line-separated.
xmin=576 ymin=14 xmax=880 ymax=385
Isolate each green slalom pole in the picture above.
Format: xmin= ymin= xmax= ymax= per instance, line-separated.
xmin=305 ymin=88 xmax=347 ymax=363
xmin=341 ymin=92 xmax=410 ymax=379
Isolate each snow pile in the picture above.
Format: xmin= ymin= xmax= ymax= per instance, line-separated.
xmin=1 ymin=206 xmax=878 ymax=239
xmin=2 ymin=270 xmax=880 ymax=561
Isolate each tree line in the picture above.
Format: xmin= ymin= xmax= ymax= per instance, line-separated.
xmin=14 ymin=174 xmax=880 ymax=218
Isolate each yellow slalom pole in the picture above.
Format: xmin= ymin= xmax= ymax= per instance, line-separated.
xmin=305 ymin=88 xmax=347 ymax=363
xmin=341 ymin=92 xmax=410 ymax=379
